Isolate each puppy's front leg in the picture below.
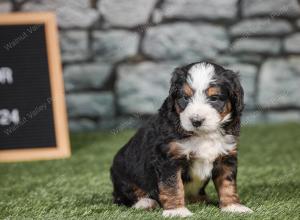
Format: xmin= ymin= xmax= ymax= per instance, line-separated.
xmin=212 ymin=151 xmax=253 ymax=213
xmin=159 ymin=168 xmax=192 ymax=218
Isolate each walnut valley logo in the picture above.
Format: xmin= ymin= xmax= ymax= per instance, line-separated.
xmin=2 ymin=24 xmax=43 ymax=51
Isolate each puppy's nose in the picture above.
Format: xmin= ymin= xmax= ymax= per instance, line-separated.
xmin=191 ymin=118 xmax=205 ymax=128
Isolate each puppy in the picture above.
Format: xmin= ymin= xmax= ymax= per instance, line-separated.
xmin=110 ymin=61 xmax=253 ymax=217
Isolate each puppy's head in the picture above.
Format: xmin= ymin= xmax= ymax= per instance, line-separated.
xmin=169 ymin=61 xmax=244 ymax=134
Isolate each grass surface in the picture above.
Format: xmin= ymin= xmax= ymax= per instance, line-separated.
xmin=0 ymin=123 xmax=300 ymax=219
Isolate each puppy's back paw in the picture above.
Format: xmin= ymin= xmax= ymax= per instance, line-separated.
xmin=221 ymin=204 xmax=253 ymax=213
xmin=162 ymin=207 xmax=193 ymax=218
xmin=132 ymin=198 xmax=158 ymax=210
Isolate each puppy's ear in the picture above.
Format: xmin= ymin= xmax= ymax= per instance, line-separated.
xmin=169 ymin=67 xmax=186 ymax=97
xmin=228 ymin=70 xmax=244 ymax=116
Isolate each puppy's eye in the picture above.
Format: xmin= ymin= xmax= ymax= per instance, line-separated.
xmin=177 ymin=96 xmax=190 ymax=109
xmin=183 ymin=95 xmax=190 ymax=101
xmin=209 ymin=95 xmax=219 ymax=102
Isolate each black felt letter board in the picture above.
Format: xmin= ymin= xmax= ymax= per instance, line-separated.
xmin=0 ymin=24 xmax=56 ymax=150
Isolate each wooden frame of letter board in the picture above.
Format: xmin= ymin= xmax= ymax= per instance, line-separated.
xmin=0 ymin=12 xmax=71 ymax=162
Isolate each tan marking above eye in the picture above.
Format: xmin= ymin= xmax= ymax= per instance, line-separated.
xmin=183 ymin=83 xmax=194 ymax=97
xmin=206 ymin=86 xmax=221 ymax=97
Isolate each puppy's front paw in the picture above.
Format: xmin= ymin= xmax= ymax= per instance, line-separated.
xmin=221 ymin=204 xmax=253 ymax=213
xmin=162 ymin=207 xmax=193 ymax=218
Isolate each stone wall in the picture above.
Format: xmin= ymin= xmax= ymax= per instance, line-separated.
xmin=1 ymin=0 xmax=300 ymax=132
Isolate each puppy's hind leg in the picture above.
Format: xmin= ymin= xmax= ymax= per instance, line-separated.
xmin=111 ymin=168 xmax=138 ymax=207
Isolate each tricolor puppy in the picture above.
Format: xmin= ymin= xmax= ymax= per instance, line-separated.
xmin=111 ymin=61 xmax=253 ymax=217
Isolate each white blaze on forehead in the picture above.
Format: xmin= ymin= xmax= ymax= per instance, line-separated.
xmin=187 ymin=63 xmax=215 ymax=93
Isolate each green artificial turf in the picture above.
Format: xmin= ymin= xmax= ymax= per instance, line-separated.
xmin=0 ymin=123 xmax=300 ymax=219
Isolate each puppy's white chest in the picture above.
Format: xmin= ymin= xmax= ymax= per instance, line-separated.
xmin=178 ymin=133 xmax=236 ymax=162
xmin=179 ymin=133 xmax=236 ymax=196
